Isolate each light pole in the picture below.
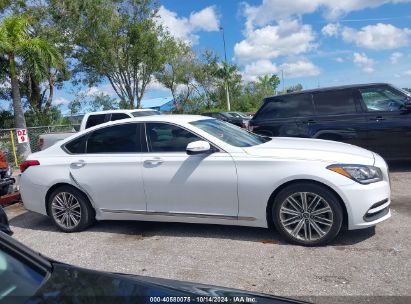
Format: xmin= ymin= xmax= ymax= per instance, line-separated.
xmin=219 ymin=26 xmax=231 ymax=111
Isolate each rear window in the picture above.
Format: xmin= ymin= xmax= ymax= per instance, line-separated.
xmin=85 ymin=114 xmax=106 ymax=129
xmin=255 ymin=94 xmax=314 ymax=120
xmin=313 ymin=89 xmax=357 ymax=115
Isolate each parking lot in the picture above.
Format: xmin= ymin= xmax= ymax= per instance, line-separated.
xmin=4 ymin=163 xmax=411 ymax=303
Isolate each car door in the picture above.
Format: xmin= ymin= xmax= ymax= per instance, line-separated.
xmin=67 ymin=123 xmax=146 ymax=212
xmin=356 ymin=85 xmax=411 ymax=159
xmin=251 ymin=93 xmax=315 ymax=137
xmin=142 ymin=122 xmax=238 ymax=217
xmin=310 ymin=89 xmax=368 ymax=147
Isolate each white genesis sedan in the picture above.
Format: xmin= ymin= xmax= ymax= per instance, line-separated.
xmin=19 ymin=115 xmax=391 ymax=245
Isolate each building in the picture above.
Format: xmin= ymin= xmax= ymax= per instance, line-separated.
xmin=140 ymin=97 xmax=174 ymax=112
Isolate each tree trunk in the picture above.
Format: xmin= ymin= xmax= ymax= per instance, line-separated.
xmin=45 ymin=75 xmax=55 ymax=109
xmin=9 ymin=54 xmax=31 ymax=160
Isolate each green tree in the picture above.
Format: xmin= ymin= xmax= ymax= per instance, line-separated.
xmin=55 ymin=0 xmax=168 ymax=109
xmin=215 ymin=62 xmax=242 ymax=110
xmin=287 ymin=83 xmax=303 ymax=93
xmin=156 ymin=39 xmax=196 ymax=112
xmin=0 ymin=15 xmax=62 ymax=159
xmin=193 ymin=50 xmax=220 ymax=109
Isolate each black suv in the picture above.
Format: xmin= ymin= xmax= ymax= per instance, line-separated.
xmin=249 ymin=83 xmax=411 ymax=160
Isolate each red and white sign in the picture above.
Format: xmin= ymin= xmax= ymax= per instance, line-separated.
xmin=16 ymin=129 xmax=29 ymax=144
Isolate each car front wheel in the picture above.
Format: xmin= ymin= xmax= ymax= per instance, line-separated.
xmin=47 ymin=185 xmax=95 ymax=232
xmin=272 ymin=182 xmax=343 ymax=246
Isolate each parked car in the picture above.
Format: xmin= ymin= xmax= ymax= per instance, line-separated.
xmin=249 ymin=83 xmax=411 ymax=160
xmin=0 ymin=211 xmax=306 ymax=304
xmin=19 ymin=115 xmax=390 ymax=246
xmin=0 ymin=151 xmax=14 ymax=197
xmin=202 ymin=111 xmax=250 ymax=128
xmin=39 ymin=109 xmax=160 ymax=150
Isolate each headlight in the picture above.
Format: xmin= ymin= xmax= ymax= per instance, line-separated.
xmin=327 ymin=164 xmax=383 ymax=184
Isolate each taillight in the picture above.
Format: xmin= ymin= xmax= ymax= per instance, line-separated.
xmin=20 ymin=160 xmax=40 ymax=173
xmin=39 ymin=137 xmax=44 ymax=150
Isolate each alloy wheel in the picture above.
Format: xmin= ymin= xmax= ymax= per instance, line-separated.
xmin=279 ymin=192 xmax=334 ymax=242
xmin=51 ymin=192 xmax=82 ymax=229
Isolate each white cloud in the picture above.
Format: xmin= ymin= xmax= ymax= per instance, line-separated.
xmin=234 ymin=19 xmax=317 ymax=62
xmin=342 ymin=23 xmax=411 ymax=49
xmin=53 ymin=97 xmax=69 ymax=106
xmin=336 ymin=57 xmax=344 ymax=63
xmin=147 ymin=78 xmax=170 ymax=92
xmin=189 ymin=6 xmax=219 ymax=32
xmin=404 ymin=69 xmax=411 ymax=75
xmin=242 ymin=0 xmax=411 ymax=29
xmin=157 ymin=5 xmax=220 ymax=44
xmin=84 ymin=85 xmax=116 ymax=97
xmin=353 ymin=52 xmax=375 ymax=73
xmin=279 ymin=60 xmax=321 ymax=78
xmin=390 ymin=52 xmax=403 ymax=64
xmin=243 ymin=60 xmax=279 ymax=82
xmin=321 ymin=23 xmax=340 ymax=37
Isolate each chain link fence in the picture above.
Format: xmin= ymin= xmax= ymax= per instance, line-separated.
xmin=0 ymin=125 xmax=79 ymax=166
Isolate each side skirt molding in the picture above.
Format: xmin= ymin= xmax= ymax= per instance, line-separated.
xmin=100 ymin=208 xmax=256 ymax=221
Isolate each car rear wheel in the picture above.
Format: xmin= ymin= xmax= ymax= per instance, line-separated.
xmin=272 ymin=182 xmax=343 ymax=246
xmin=47 ymin=186 xmax=95 ymax=232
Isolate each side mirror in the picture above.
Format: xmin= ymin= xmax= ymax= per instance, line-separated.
xmin=0 ymin=206 xmax=13 ymax=236
xmin=186 ymin=141 xmax=212 ymax=155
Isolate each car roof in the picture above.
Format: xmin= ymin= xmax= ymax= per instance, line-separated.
xmin=81 ymin=115 xmax=212 ymax=129
xmin=87 ymin=109 xmax=157 ymax=115
xmin=264 ymin=83 xmax=392 ymax=101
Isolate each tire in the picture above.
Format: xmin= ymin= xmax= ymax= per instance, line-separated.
xmin=47 ymin=185 xmax=95 ymax=232
xmin=272 ymin=182 xmax=343 ymax=246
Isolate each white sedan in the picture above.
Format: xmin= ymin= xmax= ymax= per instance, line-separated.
xmin=19 ymin=115 xmax=391 ymax=245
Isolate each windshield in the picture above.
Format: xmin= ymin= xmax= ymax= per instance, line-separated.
xmin=0 ymin=248 xmax=46 ymax=303
xmin=131 ymin=110 xmax=160 ymax=117
xmin=190 ymin=119 xmax=269 ymax=147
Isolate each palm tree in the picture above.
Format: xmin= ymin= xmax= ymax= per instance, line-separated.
xmin=0 ymin=15 xmax=63 ymax=160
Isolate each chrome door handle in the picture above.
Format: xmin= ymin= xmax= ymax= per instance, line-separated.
xmin=370 ymin=116 xmax=385 ymax=121
xmin=70 ymin=160 xmax=86 ymax=168
xmin=144 ymin=158 xmax=164 ymax=166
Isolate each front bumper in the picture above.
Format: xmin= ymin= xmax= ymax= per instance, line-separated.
xmin=338 ymin=180 xmax=391 ymax=230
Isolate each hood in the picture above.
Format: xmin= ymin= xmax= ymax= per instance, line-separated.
xmin=29 ymin=263 xmax=308 ymax=304
xmin=244 ymin=137 xmax=375 ymax=165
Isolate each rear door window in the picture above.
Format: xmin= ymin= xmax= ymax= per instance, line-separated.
xmin=256 ymin=94 xmax=314 ymax=120
xmin=86 ymin=123 xmax=141 ymax=153
xmin=110 ymin=113 xmax=130 ymax=121
xmin=65 ymin=136 xmax=86 ymax=154
xmin=85 ymin=114 xmax=106 ymax=129
xmin=313 ymin=90 xmax=357 ymax=115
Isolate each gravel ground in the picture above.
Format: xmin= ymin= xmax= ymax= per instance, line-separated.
xmin=4 ymin=164 xmax=411 ymax=304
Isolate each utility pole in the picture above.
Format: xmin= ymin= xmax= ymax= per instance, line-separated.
xmin=220 ymin=26 xmax=231 ymax=111
xmin=281 ymin=69 xmax=285 ymax=93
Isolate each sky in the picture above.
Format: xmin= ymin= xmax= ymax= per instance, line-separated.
xmin=2 ymin=0 xmax=411 ymax=114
